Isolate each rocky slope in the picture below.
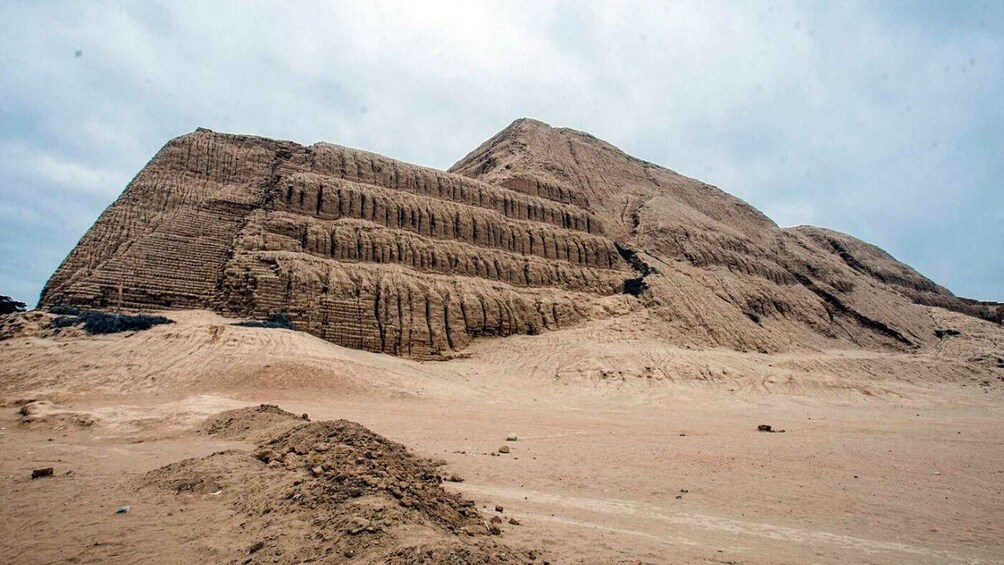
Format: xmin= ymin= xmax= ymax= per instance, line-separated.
xmin=40 ymin=119 xmax=997 ymax=357
xmin=450 ymin=119 xmax=998 ymax=352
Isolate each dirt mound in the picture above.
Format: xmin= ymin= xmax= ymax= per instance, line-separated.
xmin=144 ymin=412 xmax=537 ymax=563
xmin=0 ymin=311 xmax=84 ymax=341
xmin=17 ymin=400 xmax=96 ymax=430
xmin=198 ymin=403 xmax=307 ymax=442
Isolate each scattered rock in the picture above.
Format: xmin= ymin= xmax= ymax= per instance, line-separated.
xmin=444 ymin=474 xmax=464 ymax=483
xmin=248 ymin=541 xmax=265 ymax=554
xmin=934 ymin=328 xmax=962 ymax=339
xmin=115 ymin=505 xmax=130 ymax=514
xmin=346 ymin=516 xmax=376 ymax=535
xmin=757 ymin=424 xmax=773 ymax=432
xmin=495 ymin=505 xmax=504 ymax=513
xmin=506 ymin=433 xmax=518 ymax=441
xmin=508 ymin=517 xmax=520 ymax=525
xmin=498 ymin=445 xmax=510 ymax=454
xmin=488 ymin=525 xmax=502 ymax=536
xmin=31 ymin=467 xmax=53 ymax=479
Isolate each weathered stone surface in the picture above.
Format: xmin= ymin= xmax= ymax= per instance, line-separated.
xmin=449 ymin=118 xmax=998 ymax=352
xmin=40 ymin=119 xmax=998 ymax=358
xmin=40 ymin=127 xmax=629 ymax=358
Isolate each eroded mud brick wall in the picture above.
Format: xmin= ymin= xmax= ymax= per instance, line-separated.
xmin=42 ymin=130 xmax=630 ymax=358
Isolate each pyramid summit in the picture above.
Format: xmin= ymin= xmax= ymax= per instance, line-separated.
xmin=40 ymin=119 xmax=1000 ymax=357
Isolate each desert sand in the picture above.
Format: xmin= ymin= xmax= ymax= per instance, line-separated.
xmin=1 ymin=309 xmax=1002 ymax=564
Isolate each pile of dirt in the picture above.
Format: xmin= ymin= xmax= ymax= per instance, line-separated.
xmin=144 ymin=409 xmax=538 ymax=563
xmin=17 ymin=400 xmax=96 ymax=430
xmin=0 ymin=311 xmax=73 ymax=340
xmin=198 ymin=403 xmax=306 ymax=443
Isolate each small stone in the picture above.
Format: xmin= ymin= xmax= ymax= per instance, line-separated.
xmin=347 ymin=516 xmax=372 ymax=535
xmin=508 ymin=517 xmax=520 ymax=525
xmin=498 ymin=445 xmax=510 ymax=454
xmin=490 ymin=515 xmax=502 ymax=524
xmin=249 ymin=541 xmax=265 ymax=554
xmin=115 ymin=505 xmax=130 ymax=514
xmin=310 ymin=466 xmax=323 ymax=477
xmin=301 ymin=413 xmax=309 ymax=420
xmin=757 ymin=424 xmax=772 ymax=432
xmin=488 ymin=525 xmax=502 ymax=535
xmin=31 ymin=467 xmax=53 ymax=479
xmin=495 ymin=505 xmax=504 ymax=513
xmin=506 ymin=433 xmax=518 ymax=441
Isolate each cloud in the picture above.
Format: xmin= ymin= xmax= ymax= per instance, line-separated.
xmin=36 ymin=154 xmax=129 ymax=197
xmin=0 ymin=0 xmax=1001 ymax=304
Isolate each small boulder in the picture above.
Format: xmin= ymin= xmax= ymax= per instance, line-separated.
xmin=346 ymin=516 xmax=372 ymax=535
xmin=757 ymin=424 xmax=772 ymax=432
xmin=498 ymin=445 xmax=510 ymax=454
xmin=31 ymin=467 xmax=53 ymax=479
xmin=506 ymin=433 xmax=518 ymax=441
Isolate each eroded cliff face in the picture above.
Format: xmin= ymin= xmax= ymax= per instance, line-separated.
xmin=41 ymin=119 xmax=995 ymax=358
xmin=40 ymin=127 xmax=632 ymax=358
xmin=449 ymin=119 xmax=998 ymax=353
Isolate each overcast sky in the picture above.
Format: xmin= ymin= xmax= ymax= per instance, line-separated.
xmin=1 ymin=1 xmax=1001 ymax=306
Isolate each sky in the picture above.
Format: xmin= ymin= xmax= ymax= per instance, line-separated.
xmin=1 ymin=0 xmax=1001 ymax=306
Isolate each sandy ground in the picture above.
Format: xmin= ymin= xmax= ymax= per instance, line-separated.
xmin=1 ymin=309 xmax=1003 ymax=564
